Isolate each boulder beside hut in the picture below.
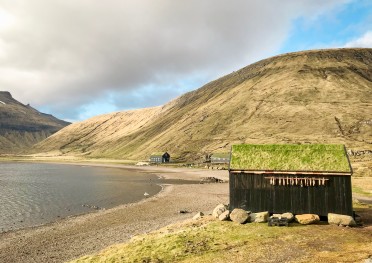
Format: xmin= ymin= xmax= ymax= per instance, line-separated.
xmin=212 ymin=204 xmax=228 ymax=218
xmin=295 ymin=214 xmax=320 ymax=225
xmin=230 ymin=208 xmax=250 ymax=224
xmin=328 ymin=213 xmax=356 ymax=227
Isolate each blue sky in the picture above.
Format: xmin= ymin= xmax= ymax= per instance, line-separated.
xmin=280 ymin=0 xmax=372 ymax=53
xmin=0 ymin=0 xmax=370 ymax=122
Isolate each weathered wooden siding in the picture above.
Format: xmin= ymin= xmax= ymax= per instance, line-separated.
xmin=229 ymin=173 xmax=353 ymax=216
xmin=150 ymin=156 xmax=162 ymax=163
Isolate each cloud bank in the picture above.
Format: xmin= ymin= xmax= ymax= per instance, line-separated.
xmin=345 ymin=31 xmax=372 ymax=48
xmin=0 ymin=0 xmax=353 ymax=120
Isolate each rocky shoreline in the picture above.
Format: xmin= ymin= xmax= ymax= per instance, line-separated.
xmin=0 ymin=165 xmax=229 ymax=263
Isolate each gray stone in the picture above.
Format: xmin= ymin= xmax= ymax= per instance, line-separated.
xmin=295 ymin=214 xmax=320 ymax=225
xmin=230 ymin=208 xmax=249 ymax=224
xmin=281 ymin=212 xmax=294 ymax=222
xmin=192 ymin=212 xmax=204 ymax=220
xmin=212 ymin=204 xmax=228 ymax=218
xmin=364 ymin=257 xmax=372 ymax=263
xmin=328 ymin=213 xmax=356 ymax=227
xmin=218 ymin=210 xmax=230 ymax=221
xmin=270 ymin=212 xmax=294 ymax=222
xmin=250 ymin=211 xmax=269 ymax=223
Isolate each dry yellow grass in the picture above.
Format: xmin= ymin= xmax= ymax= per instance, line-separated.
xmin=32 ymin=49 xmax=371 ymax=174
xmin=70 ymin=214 xmax=372 ymax=263
xmin=353 ymin=177 xmax=372 ymax=196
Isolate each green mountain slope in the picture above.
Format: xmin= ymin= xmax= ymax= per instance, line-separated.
xmin=0 ymin=91 xmax=70 ymax=153
xmin=33 ymin=48 xmax=372 ymax=165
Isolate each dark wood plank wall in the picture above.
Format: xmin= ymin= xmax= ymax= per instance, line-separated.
xmin=229 ymin=173 xmax=353 ymax=216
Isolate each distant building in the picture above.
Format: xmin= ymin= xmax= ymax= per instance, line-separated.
xmin=229 ymin=144 xmax=353 ymax=216
xmin=210 ymin=152 xmax=230 ymax=164
xmin=149 ymin=152 xmax=170 ymax=163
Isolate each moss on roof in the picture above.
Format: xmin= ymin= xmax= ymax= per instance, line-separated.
xmin=230 ymin=144 xmax=351 ymax=173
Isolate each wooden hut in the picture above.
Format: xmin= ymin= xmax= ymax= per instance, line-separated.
xmin=229 ymin=144 xmax=353 ymax=216
xmin=149 ymin=152 xmax=170 ymax=163
xmin=210 ymin=152 xmax=230 ymax=164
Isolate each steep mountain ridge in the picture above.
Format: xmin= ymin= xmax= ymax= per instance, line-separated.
xmin=0 ymin=91 xmax=70 ymax=153
xmin=33 ymin=48 xmax=372 ymax=165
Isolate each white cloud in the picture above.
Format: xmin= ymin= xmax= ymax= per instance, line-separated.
xmin=344 ymin=31 xmax=372 ymax=48
xmin=0 ymin=0 xmax=352 ymax=120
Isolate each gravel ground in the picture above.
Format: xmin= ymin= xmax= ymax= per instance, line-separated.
xmin=0 ymin=165 xmax=229 ymax=263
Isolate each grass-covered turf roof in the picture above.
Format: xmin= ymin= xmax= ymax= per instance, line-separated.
xmin=230 ymin=144 xmax=351 ymax=173
xmin=150 ymin=152 xmax=167 ymax=156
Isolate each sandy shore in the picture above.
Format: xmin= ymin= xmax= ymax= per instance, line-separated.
xmin=0 ymin=164 xmax=229 ymax=263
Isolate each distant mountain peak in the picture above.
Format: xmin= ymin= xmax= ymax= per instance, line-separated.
xmin=0 ymin=91 xmax=13 ymax=101
xmin=0 ymin=92 xmax=70 ymax=154
xmin=0 ymin=91 xmax=12 ymax=96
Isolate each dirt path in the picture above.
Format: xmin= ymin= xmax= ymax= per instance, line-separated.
xmin=354 ymin=194 xmax=372 ymax=205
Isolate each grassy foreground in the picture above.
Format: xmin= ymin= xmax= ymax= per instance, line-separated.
xmin=70 ymin=206 xmax=372 ymax=263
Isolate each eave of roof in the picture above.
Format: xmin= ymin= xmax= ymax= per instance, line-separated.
xmin=229 ymin=169 xmax=352 ymax=176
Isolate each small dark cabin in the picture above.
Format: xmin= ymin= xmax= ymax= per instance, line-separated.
xmin=229 ymin=144 xmax=353 ymax=216
xmin=210 ymin=152 xmax=230 ymax=164
xmin=150 ymin=152 xmax=170 ymax=163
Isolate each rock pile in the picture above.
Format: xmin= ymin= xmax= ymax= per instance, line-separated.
xmin=197 ymin=204 xmax=359 ymax=227
xmin=199 ymin=177 xmax=225 ymax=184
xmin=218 ymin=211 xmax=230 ymax=221
xmin=212 ymin=203 xmax=228 ymax=218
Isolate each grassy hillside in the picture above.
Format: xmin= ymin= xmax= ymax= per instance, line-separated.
xmin=33 ymin=48 xmax=372 ymax=171
xmin=0 ymin=91 xmax=70 ymax=153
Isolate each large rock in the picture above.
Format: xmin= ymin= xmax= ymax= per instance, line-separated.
xmin=212 ymin=204 xmax=228 ymax=218
xmin=250 ymin=211 xmax=269 ymax=223
xmin=272 ymin=212 xmax=295 ymax=222
xmin=328 ymin=213 xmax=356 ymax=227
xmin=281 ymin=212 xmax=294 ymax=222
xmin=218 ymin=210 xmax=230 ymax=221
xmin=295 ymin=214 xmax=320 ymax=225
xmin=230 ymin=209 xmax=249 ymax=224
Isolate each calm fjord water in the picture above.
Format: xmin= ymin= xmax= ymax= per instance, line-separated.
xmin=0 ymin=163 xmax=163 ymax=232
